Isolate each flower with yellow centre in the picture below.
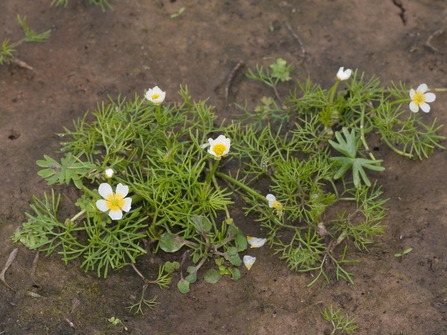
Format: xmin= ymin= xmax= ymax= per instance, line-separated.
xmin=145 ymin=86 xmax=166 ymax=105
xmin=409 ymin=83 xmax=436 ymax=113
xmin=207 ymin=135 xmax=231 ymax=160
xmin=247 ymin=236 xmax=267 ymax=248
xmin=96 ymin=183 xmax=132 ymax=220
xmin=266 ymin=193 xmax=283 ymax=218
xmin=336 ymin=67 xmax=352 ymax=81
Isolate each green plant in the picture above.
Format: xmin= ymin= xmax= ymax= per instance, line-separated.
xmin=171 ymin=7 xmax=185 ymax=18
xmin=51 ymin=0 xmax=116 ymax=11
xmin=13 ymin=59 xmax=444 ymax=311
xmin=321 ymin=305 xmax=358 ymax=334
xmin=394 ymin=247 xmax=413 ymax=258
xmin=0 ymin=15 xmax=50 ymax=66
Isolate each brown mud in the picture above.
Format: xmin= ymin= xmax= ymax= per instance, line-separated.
xmin=1 ymin=0 xmax=447 ymax=334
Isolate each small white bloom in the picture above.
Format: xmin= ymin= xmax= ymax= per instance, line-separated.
xmin=207 ymin=135 xmax=231 ymax=160
xmin=247 ymin=236 xmax=267 ymax=248
xmin=96 ymin=183 xmax=132 ymax=220
xmin=243 ymin=255 xmax=256 ymax=270
xmin=266 ymin=194 xmax=284 ymax=218
xmin=104 ymin=168 xmax=114 ymax=179
xmin=145 ymin=86 xmax=166 ymax=105
xmin=266 ymin=194 xmax=281 ymax=209
xmin=409 ymin=83 xmax=436 ymax=113
xmin=336 ymin=67 xmax=352 ymax=81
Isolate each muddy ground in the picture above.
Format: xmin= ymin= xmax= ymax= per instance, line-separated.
xmin=1 ymin=0 xmax=447 ymax=334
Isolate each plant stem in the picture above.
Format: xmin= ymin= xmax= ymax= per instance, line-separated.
xmin=381 ymin=136 xmax=413 ymax=158
xmin=359 ymin=107 xmax=376 ymax=160
xmin=215 ymin=172 xmax=266 ymax=203
xmin=389 ymin=98 xmax=410 ymax=106
xmin=70 ymin=209 xmax=86 ymax=222
xmin=156 ymin=104 xmax=162 ymax=122
xmin=205 ymin=159 xmax=220 ymax=184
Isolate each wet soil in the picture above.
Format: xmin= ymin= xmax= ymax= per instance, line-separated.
xmin=1 ymin=0 xmax=447 ymax=334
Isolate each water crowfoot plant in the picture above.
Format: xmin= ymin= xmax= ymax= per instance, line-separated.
xmin=13 ymin=60 xmax=445 ymax=313
xmin=0 ymin=15 xmax=50 ymax=66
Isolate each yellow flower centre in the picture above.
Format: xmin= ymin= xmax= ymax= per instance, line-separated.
xmin=413 ymin=92 xmax=425 ymax=106
xmin=212 ymin=143 xmax=227 ymax=156
xmin=106 ymin=193 xmax=125 ymax=211
xmin=151 ymin=93 xmax=161 ymax=100
xmin=273 ymin=200 xmax=282 ymax=210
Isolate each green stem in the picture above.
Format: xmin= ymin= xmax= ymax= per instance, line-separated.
xmin=69 ymin=208 xmax=86 ymax=222
xmin=156 ymin=104 xmax=162 ymax=121
xmin=389 ymin=98 xmax=410 ymax=106
xmin=82 ymin=185 xmax=97 ymax=198
xmin=328 ymin=80 xmax=340 ymax=106
xmin=205 ymin=159 xmax=220 ymax=184
xmin=381 ymin=136 xmax=413 ymax=158
xmin=359 ymin=107 xmax=376 ymax=160
xmin=215 ymin=172 xmax=266 ymax=203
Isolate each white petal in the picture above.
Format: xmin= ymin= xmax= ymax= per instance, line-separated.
xmin=115 ymin=183 xmax=129 ymax=198
xmin=266 ymin=194 xmax=276 ymax=207
xmin=409 ymin=102 xmax=419 ymax=113
xmin=243 ymin=255 xmax=256 ymax=270
xmin=98 ymin=183 xmax=113 ymax=198
xmin=215 ymin=134 xmax=227 ymax=142
xmin=247 ymin=236 xmax=267 ymax=248
xmin=201 ymin=142 xmax=210 ymax=149
xmin=96 ymin=199 xmax=109 ymax=212
xmin=109 ymin=209 xmax=123 ymax=220
xmin=420 ymin=103 xmax=431 ymax=113
xmin=121 ymin=197 xmax=132 ymax=212
xmin=424 ymin=92 xmax=436 ymax=103
xmin=344 ymin=69 xmax=352 ymax=79
xmin=416 ymin=83 xmax=428 ymax=93
xmin=409 ymin=89 xmax=415 ymax=99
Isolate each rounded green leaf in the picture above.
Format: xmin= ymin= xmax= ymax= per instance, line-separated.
xmin=203 ymin=268 xmax=222 ymax=284
xmin=177 ymin=279 xmax=190 ymax=294
xmin=230 ymin=267 xmax=241 ymax=281
xmin=164 ymin=261 xmax=180 ymax=273
xmin=159 ymin=232 xmax=185 ymax=253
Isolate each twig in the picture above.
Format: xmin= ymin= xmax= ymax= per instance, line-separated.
xmin=426 ymin=29 xmax=444 ymax=53
xmin=284 ymin=21 xmax=306 ymax=63
xmin=11 ymin=58 xmax=33 ymax=70
xmin=131 ymin=263 xmax=149 ymax=283
xmin=225 ymin=60 xmax=244 ymax=107
xmin=30 ymin=251 xmax=39 ymax=277
xmin=0 ymin=248 xmax=18 ymax=292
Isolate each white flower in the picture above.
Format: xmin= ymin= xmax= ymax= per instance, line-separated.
xmin=247 ymin=236 xmax=267 ymax=248
xmin=207 ymin=135 xmax=231 ymax=160
xmin=336 ymin=67 xmax=352 ymax=81
xmin=243 ymin=255 xmax=256 ymax=270
xmin=145 ymin=86 xmax=166 ymax=105
xmin=266 ymin=194 xmax=283 ymax=218
xmin=104 ymin=168 xmax=114 ymax=179
xmin=266 ymin=194 xmax=281 ymax=209
xmin=96 ymin=183 xmax=132 ymax=220
xmin=409 ymin=83 xmax=436 ymax=113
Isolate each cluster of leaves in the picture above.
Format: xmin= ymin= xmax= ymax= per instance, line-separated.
xmin=13 ymin=59 xmax=444 ymax=315
xmin=231 ymin=59 xmax=444 ymax=285
xmin=51 ymin=0 xmax=117 ymax=11
xmin=14 ymin=87 xmax=248 ymax=311
xmin=0 ymin=15 xmax=50 ymax=66
xmin=321 ymin=305 xmax=358 ymax=335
